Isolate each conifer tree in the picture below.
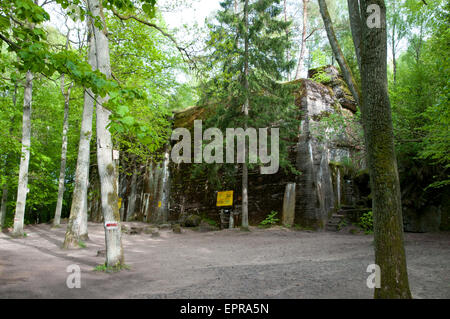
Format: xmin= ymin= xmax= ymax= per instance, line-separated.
xmin=202 ymin=0 xmax=298 ymax=228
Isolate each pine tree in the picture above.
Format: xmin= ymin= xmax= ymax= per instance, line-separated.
xmin=202 ymin=0 xmax=298 ymax=228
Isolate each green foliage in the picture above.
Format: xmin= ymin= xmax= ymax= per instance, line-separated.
xmin=359 ymin=211 xmax=373 ymax=234
xmin=202 ymin=216 xmax=218 ymax=227
xmin=259 ymin=211 xmax=280 ymax=227
xmin=0 ymin=0 xmax=186 ymax=225
xmin=389 ymin=0 xmax=449 ymax=208
xmin=311 ymin=69 xmax=331 ymax=84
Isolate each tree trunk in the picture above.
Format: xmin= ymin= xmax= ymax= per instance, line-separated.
xmin=241 ymin=0 xmax=249 ymax=230
xmin=12 ymin=70 xmax=33 ymax=237
xmin=126 ymin=166 xmax=138 ymax=221
xmin=318 ymin=0 xmax=361 ymax=105
xmin=63 ymin=29 xmax=95 ymax=248
xmin=347 ymin=0 xmax=362 ymax=71
xmin=53 ymin=75 xmax=73 ymax=227
xmin=295 ymin=0 xmax=309 ymax=79
xmin=391 ymin=0 xmax=397 ymax=85
xmin=348 ymin=0 xmax=411 ymax=299
xmin=89 ymin=0 xmax=124 ymax=267
xmin=284 ymin=0 xmax=291 ymax=81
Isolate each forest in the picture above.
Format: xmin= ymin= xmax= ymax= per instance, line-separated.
xmin=0 ymin=0 xmax=448 ymax=300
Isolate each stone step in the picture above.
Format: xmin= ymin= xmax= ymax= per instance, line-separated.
xmin=327 ymin=214 xmax=345 ymax=232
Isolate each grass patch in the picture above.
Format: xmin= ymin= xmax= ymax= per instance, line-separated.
xmin=94 ymin=263 xmax=130 ymax=273
xmin=78 ymin=240 xmax=87 ymax=248
xmin=202 ymin=217 xmax=218 ymax=227
xmin=293 ymin=224 xmax=315 ymax=231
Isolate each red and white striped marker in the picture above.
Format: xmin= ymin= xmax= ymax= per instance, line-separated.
xmin=105 ymin=221 xmax=119 ymax=230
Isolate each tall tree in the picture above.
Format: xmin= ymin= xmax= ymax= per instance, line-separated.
xmin=202 ymin=0 xmax=296 ymax=228
xmin=53 ymin=42 xmax=74 ymax=227
xmin=241 ymin=0 xmax=250 ymax=229
xmin=12 ymin=70 xmax=33 ymax=237
xmin=89 ymin=0 xmax=124 ymax=267
xmin=63 ymin=24 xmax=95 ymax=247
xmin=347 ymin=0 xmax=412 ymax=298
xmin=387 ymin=0 xmax=407 ymax=85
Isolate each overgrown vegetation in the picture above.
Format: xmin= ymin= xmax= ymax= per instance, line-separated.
xmin=359 ymin=211 xmax=374 ymax=235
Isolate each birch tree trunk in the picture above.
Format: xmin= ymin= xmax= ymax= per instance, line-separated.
xmin=241 ymin=0 xmax=249 ymax=230
xmin=348 ymin=0 xmax=411 ymax=299
xmin=318 ymin=0 xmax=361 ymax=105
xmin=295 ymin=0 xmax=309 ymax=79
xmin=63 ymin=28 xmax=95 ymax=248
xmin=89 ymin=0 xmax=124 ymax=267
xmin=12 ymin=70 xmax=33 ymax=237
xmin=53 ymin=75 xmax=73 ymax=227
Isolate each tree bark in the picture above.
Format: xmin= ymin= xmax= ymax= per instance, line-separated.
xmin=12 ymin=70 xmax=33 ymax=237
xmin=63 ymin=27 xmax=95 ymax=248
xmin=318 ymin=0 xmax=361 ymax=105
xmin=53 ymin=75 xmax=73 ymax=227
xmin=348 ymin=0 xmax=412 ymax=299
xmin=89 ymin=0 xmax=124 ymax=267
xmin=241 ymin=0 xmax=249 ymax=230
xmin=295 ymin=0 xmax=309 ymax=79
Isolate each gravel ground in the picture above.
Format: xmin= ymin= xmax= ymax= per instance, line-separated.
xmin=0 ymin=222 xmax=449 ymax=299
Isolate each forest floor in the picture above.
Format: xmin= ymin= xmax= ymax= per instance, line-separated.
xmin=0 ymin=222 xmax=449 ymax=299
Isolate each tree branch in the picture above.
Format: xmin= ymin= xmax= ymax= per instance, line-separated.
xmin=110 ymin=8 xmax=196 ymax=68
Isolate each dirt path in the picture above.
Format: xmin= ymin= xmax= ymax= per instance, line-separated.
xmin=0 ymin=223 xmax=449 ymax=299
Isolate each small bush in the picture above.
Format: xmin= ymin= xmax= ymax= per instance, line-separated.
xmin=312 ymin=70 xmax=331 ymax=84
xmin=359 ymin=211 xmax=374 ymax=234
xmin=259 ymin=211 xmax=280 ymax=228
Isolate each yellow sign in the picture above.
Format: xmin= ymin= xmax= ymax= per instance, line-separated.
xmin=118 ymin=198 xmax=122 ymax=209
xmin=217 ymin=191 xmax=234 ymax=207
xmin=158 ymin=201 xmax=162 ymax=208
